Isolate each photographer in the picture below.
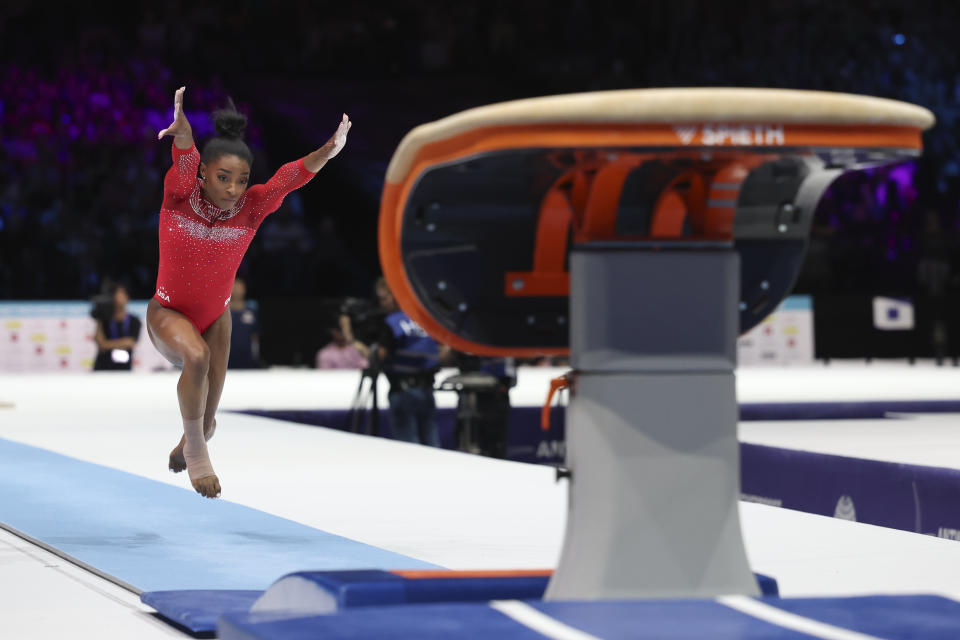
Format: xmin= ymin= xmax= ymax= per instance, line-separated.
xmin=90 ymin=283 xmax=141 ymax=371
xmin=373 ymin=277 xmax=450 ymax=447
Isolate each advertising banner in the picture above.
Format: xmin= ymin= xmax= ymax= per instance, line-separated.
xmin=0 ymin=301 xmax=174 ymax=372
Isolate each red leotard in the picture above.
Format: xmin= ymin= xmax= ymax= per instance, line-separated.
xmin=154 ymin=143 xmax=316 ymax=333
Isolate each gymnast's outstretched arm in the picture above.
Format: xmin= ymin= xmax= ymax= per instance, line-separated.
xmin=246 ymin=114 xmax=354 ymax=223
xmin=157 ymin=86 xmax=194 ymax=150
xmin=303 ymin=114 xmax=352 ymax=173
xmin=157 ymin=86 xmax=199 ymax=202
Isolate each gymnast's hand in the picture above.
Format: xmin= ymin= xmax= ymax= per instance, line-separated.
xmin=304 ymin=114 xmax=352 ymax=172
xmin=322 ymin=113 xmax=352 ymax=160
xmin=157 ymin=86 xmax=194 ymax=150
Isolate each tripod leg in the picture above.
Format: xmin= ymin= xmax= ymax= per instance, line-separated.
xmin=348 ymin=372 xmax=368 ymax=433
xmin=370 ymin=373 xmax=380 ymax=437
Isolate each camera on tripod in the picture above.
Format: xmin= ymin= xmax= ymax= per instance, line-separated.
xmin=438 ymin=354 xmax=516 ymax=458
xmin=339 ymin=297 xmax=385 ymax=347
xmin=89 ymin=292 xmax=116 ymax=325
xmin=340 ymin=297 xmax=387 ymax=436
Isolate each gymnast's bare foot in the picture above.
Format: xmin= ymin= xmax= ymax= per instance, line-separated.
xmin=192 ymin=474 xmax=221 ymax=499
xmin=168 ymin=419 xmax=217 ymax=473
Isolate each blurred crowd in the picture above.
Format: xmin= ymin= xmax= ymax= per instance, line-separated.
xmin=0 ymin=55 xmax=259 ymax=297
xmin=2 ymin=0 xmax=960 ymax=306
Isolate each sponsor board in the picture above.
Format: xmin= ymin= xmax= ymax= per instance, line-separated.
xmin=0 ymin=301 xmax=174 ymax=372
xmin=737 ymin=295 xmax=814 ymax=366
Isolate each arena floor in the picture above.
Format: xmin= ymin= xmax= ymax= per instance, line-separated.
xmin=3 ymin=363 xmax=960 ymax=638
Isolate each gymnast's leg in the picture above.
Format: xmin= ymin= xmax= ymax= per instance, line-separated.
xmin=168 ymin=309 xmax=230 ymax=472
xmin=201 ymin=309 xmax=231 ymax=441
xmin=146 ymin=299 xmax=221 ymax=498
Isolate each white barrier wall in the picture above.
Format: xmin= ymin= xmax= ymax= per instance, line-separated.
xmin=0 ymin=296 xmax=814 ymax=373
xmin=0 ymin=301 xmax=174 ymax=373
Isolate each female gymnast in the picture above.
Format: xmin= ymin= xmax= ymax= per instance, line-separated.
xmin=149 ymin=86 xmax=351 ymax=498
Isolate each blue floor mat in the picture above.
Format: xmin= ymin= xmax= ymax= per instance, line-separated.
xmin=141 ymin=570 xmax=778 ymax=634
xmin=218 ymin=595 xmax=960 ymax=640
xmin=0 ymin=437 xmax=438 ymax=592
xmin=141 ymin=590 xmax=262 ymax=635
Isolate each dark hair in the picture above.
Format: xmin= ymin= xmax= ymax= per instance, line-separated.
xmin=101 ymin=278 xmax=130 ymax=297
xmin=201 ymin=98 xmax=254 ymax=167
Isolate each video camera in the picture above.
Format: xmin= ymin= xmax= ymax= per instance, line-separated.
xmin=89 ymin=292 xmax=115 ymax=325
xmin=339 ymin=297 xmax=386 ymax=346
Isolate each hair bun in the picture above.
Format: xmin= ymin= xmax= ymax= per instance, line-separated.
xmin=212 ymin=99 xmax=247 ymax=140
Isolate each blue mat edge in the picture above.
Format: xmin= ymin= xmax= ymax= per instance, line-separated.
xmin=141 ymin=572 xmax=777 ymax=634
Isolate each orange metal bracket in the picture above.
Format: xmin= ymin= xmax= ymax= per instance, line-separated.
xmin=542 ymin=374 xmax=571 ymax=431
xmin=574 ymin=154 xmax=649 ymax=241
xmin=506 ymin=153 xmax=775 ymax=299
xmin=504 ymin=176 xmax=575 ymax=297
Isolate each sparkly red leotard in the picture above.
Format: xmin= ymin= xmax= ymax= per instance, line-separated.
xmin=154 ymin=143 xmax=316 ymax=333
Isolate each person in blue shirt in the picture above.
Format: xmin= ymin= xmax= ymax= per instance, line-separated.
xmin=374 ymin=277 xmax=449 ymax=447
xmin=227 ymin=277 xmax=260 ymax=369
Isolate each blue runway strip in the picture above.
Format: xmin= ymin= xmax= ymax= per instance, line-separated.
xmin=0 ymin=437 xmax=438 ymax=592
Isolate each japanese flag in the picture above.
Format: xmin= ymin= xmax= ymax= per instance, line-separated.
xmin=872 ymin=296 xmax=914 ymax=331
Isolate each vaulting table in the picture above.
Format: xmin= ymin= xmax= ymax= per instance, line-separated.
xmin=378 ymin=88 xmax=935 ymax=600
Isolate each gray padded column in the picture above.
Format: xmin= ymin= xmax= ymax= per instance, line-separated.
xmin=544 ymin=249 xmax=758 ymax=600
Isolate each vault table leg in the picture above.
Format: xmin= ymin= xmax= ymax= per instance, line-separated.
xmin=545 ymin=249 xmax=758 ymax=600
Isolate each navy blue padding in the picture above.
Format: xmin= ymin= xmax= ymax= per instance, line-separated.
xmin=0 ymin=437 xmax=438 ymax=592
xmin=755 ymin=573 xmax=779 ymax=597
xmin=267 ymin=570 xmax=774 ymax=609
xmin=141 ymin=590 xmax=262 ymax=634
xmin=234 ymin=399 xmax=960 ymax=437
xmin=219 ymin=604 xmax=548 ymax=640
xmin=218 ymin=595 xmax=960 ymax=640
xmin=404 ymin=576 xmax=549 ymax=604
xmin=741 ymin=442 xmax=960 ymax=537
xmin=282 ymin=570 xmax=549 ymax=608
xmin=527 ymin=596 xmax=960 ymax=640
xmin=142 ymin=570 xmax=777 ymax=630
xmin=527 ymin=600 xmax=811 ymax=639
xmin=218 ymin=595 xmax=960 ymax=639
xmin=288 ymin=570 xmax=407 ymax=608
xmin=233 ymin=398 xmax=960 ymax=466
xmin=769 ymin=595 xmax=960 ymax=640
xmin=218 ymin=600 xmax=811 ymax=640
xmin=739 ymin=399 xmax=960 ymax=421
